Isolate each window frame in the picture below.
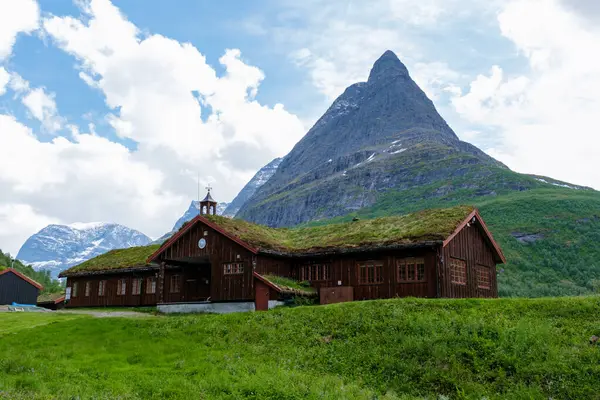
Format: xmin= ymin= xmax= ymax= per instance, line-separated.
xmin=117 ymin=279 xmax=127 ymax=296
xmin=84 ymin=281 xmax=91 ymax=297
xmin=223 ymin=262 xmax=244 ymax=275
xmin=300 ymin=263 xmax=331 ymax=282
xmin=357 ymin=260 xmax=384 ymax=285
xmin=397 ymin=258 xmax=426 ymax=283
xmin=132 ymin=278 xmax=142 ymax=296
xmin=72 ymin=282 xmax=78 ymax=297
xmin=170 ymin=275 xmax=181 ymax=293
xmin=476 ymin=265 xmax=491 ymax=290
xmin=146 ymin=276 xmax=156 ymax=294
xmin=449 ymin=258 xmax=467 ymax=286
xmin=98 ymin=280 xmax=106 ymax=297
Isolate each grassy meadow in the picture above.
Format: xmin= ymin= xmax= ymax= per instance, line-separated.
xmin=1 ymin=297 xmax=600 ymax=399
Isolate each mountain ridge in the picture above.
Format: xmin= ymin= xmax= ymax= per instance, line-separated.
xmin=224 ymin=157 xmax=282 ymax=217
xmin=237 ymin=50 xmax=508 ymax=226
xmin=233 ymin=50 xmax=600 ymax=297
xmin=17 ymin=222 xmax=152 ymax=278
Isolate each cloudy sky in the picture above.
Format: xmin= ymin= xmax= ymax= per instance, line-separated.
xmin=1 ymin=0 xmax=599 ymax=255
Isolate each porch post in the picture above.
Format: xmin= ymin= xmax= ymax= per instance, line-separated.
xmin=158 ymin=261 xmax=166 ymax=303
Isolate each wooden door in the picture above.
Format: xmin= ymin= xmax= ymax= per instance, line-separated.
xmin=255 ymin=280 xmax=270 ymax=311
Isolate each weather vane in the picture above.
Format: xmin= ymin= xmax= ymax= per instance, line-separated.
xmin=205 ymin=184 xmax=213 ymax=193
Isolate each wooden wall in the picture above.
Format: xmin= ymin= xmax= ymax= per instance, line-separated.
xmin=440 ymin=222 xmax=498 ymax=298
xmin=64 ymin=217 xmax=501 ymax=308
xmin=282 ymin=249 xmax=438 ymax=301
xmin=0 ymin=271 xmax=39 ymax=305
xmin=66 ymin=271 xmax=158 ymax=307
xmin=157 ymin=221 xmax=255 ymax=302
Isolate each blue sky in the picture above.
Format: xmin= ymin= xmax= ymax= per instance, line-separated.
xmin=1 ymin=0 xmax=599 ymax=255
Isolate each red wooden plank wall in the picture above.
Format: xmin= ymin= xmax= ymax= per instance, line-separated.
xmin=66 ymin=272 xmax=158 ymax=307
xmin=157 ymin=222 xmax=255 ymax=301
xmin=441 ymin=223 xmax=498 ymax=298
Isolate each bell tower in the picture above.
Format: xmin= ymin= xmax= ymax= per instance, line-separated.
xmin=199 ymin=185 xmax=218 ymax=215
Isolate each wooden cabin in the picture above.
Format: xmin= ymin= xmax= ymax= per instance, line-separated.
xmin=59 ymin=196 xmax=505 ymax=311
xmin=37 ymin=292 xmax=66 ymax=310
xmin=0 ymin=268 xmax=43 ymax=305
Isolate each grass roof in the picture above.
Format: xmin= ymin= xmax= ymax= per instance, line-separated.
xmin=59 ymin=244 xmax=161 ymax=277
xmin=262 ymin=274 xmax=317 ymax=297
xmin=62 ymin=206 xmax=473 ymax=276
xmin=37 ymin=292 xmax=65 ymax=304
xmin=203 ymin=205 xmax=474 ymax=254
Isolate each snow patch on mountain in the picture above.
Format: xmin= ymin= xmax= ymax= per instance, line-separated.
xmin=223 ymin=157 xmax=282 ymax=217
xmin=68 ymin=222 xmax=109 ymax=230
xmin=17 ymin=223 xmax=152 ymax=278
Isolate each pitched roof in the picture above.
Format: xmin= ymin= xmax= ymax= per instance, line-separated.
xmin=253 ymin=272 xmax=317 ymax=297
xmin=37 ymin=292 xmax=65 ymax=304
xmin=0 ymin=268 xmax=43 ymax=290
xmin=62 ymin=205 xmax=505 ymax=277
xmin=150 ymin=205 xmax=489 ymax=260
xmin=58 ymin=244 xmax=161 ymax=277
xmin=202 ymin=191 xmax=216 ymax=203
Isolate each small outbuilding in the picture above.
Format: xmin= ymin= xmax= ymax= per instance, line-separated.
xmin=0 ymin=268 xmax=43 ymax=305
xmin=37 ymin=292 xmax=66 ymax=310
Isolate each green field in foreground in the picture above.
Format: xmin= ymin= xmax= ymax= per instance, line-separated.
xmin=1 ymin=297 xmax=600 ymax=399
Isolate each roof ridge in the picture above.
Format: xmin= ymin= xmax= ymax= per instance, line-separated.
xmin=0 ymin=268 xmax=44 ymax=290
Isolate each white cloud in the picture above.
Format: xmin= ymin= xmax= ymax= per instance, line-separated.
xmin=276 ymin=0 xmax=498 ymax=102
xmin=0 ymin=0 xmax=307 ymax=254
xmin=43 ymin=0 xmax=305 ymax=167
xmin=452 ymin=0 xmax=600 ymax=189
xmin=0 ymin=67 xmax=9 ymax=95
xmin=22 ymin=87 xmax=63 ymax=132
xmin=0 ymin=0 xmax=39 ymax=60
xmin=0 ymin=204 xmax=59 ymax=258
xmin=287 ymin=22 xmax=414 ymax=101
xmin=0 ymin=114 xmax=183 ymax=254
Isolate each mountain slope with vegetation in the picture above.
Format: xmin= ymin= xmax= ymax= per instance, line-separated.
xmin=0 ymin=297 xmax=599 ymax=399
xmin=0 ymin=250 xmax=63 ymax=294
xmin=307 ymin=184 xmax=600 ymax=297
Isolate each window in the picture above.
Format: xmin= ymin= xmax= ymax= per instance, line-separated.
xmin=300 ymin=264 xmax=331 ymax=281
xmin=170 ymin=275 xmax=181 ymax=293
xmin=132 ymin=278 xmax=142 ymax=295
xmin=117 ymin=279 xmax=127 ymax=296
xmin=72 ymin=282 xmax=78 ymax=297
xmin=223 ymin=262 xmax=244 ymax=275
xmin=146 ymin=277 xmax=156 ymax=294
xmin=358 ymin=261 xmax=384 ymax=285
xmin=450 ymin=258 xmax=467 ymax=285
xmin=476 ymin=265 xmax=491 ymax=289
xmin=397 ymin=258 xmax=426 ymax=282
xmin=85 ymin=281 xmax=91 ymax=297
xmin=98 ymin=280 xmax=106 ymax=296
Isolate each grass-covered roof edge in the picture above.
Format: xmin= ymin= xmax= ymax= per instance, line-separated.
xmin=59 ymin=244 xmax=161 ymax=277
xmin=253 ymin=272 xmax=317 ymax=297
xmin=149 ymin=205 xmax=502 ymax=262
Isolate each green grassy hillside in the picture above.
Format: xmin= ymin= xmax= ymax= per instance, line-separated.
xmin=305 ymin=181 xmax=600 ymax=297
xmin=1 ymin=297 xmax=599 ymax=399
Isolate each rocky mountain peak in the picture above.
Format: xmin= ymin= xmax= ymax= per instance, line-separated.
xmin=235 ymin=51 xmax=507 ymax=227
xmin=367 ymin=50 xmax=409 ymax=83
xmin=17 ymin=223 xmax=152 ymax=278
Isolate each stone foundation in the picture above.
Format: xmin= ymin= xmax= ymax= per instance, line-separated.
xmin=158 ymin=301 xmax=255 ymax=314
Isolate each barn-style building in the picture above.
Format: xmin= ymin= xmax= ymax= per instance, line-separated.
xmin=59 ymin=192 xmax=505 ymax=312
xmin=0 ymin=268 xmax=43 ymax=305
